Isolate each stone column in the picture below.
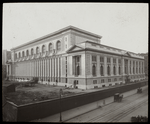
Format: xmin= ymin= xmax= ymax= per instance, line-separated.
xmin=138 ymin=61 xmax=139 ymax=74
xmin=30 ymin=60 xmax=33 ymax=79
xmin=89 ymin=55 xmax=92 ymax=76
xmin=122 ymin=57 xmax=124 ymax=75
xmin=26 ymin=61 xmax=27 ymax=78
xmin=42 ymin=58 xmax=45 ymax=81
xmin=38 ymin=59 xmax=41 ymax=79
xmin=49 ymin=58 xmax=51 ymax=81
xmin=131 ymin=60 xmax=133 ymax=75
xmin=110 ymin=57 xmax=113 ymax=76
xmin=47 ymin=58 xmax=49 ymax=81
xmin=55 ymin=57 xmax=58 ymax=81
xmin=52 ymin=58 xmax=54 ymax=82
xmin=36 ymin=60 xmax=37 ymax=77
xmin=58 ymin=57 xmax=59 ymax=79
xmin=30 ymin=61 xmax=31 ymax=78
xmin=104 ymin=56 xmax=107 ymax=76
xmin=128 ymin=60 xmax=130 ymax=75
xmin=143 ymin=61 xmax=145 ymax=74
xmin=33 ymin=60 xmax=34 ymax=77
xmin=27 ymin=61 xmax=29 ymax=77
xmin=9 ymin=64 xmax=11 ymax=76
xmin=116 ymin=58 xmax=119 ymax=75
xmin=25 ymin=62 xmax=27 ymax=78
xmin=135 ymin=61 xmax=137 ymax=74
xmin=45 ymin=58 xmax=47 ymax=81
xmin=32 ymin=60 xmax=33 ymax=77
xmin=97 ymin=55 xmax=100 ymax=77
xmin=140 ymin=61 xmax=142 ymax=74
xmin=28 ymin=61 xmax=30 ymax=77
xmin=39 ymin=59 xmax=40 ymax=80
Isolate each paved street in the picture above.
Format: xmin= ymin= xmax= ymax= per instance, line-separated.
xmin=65 ymin=86 xmax=148 ymax=122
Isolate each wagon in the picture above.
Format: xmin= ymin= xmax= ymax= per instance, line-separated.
xmin=137 ymin=88 xmax=142 ymax=93
xmin=114 ymin=93 xmax=123 ymax=102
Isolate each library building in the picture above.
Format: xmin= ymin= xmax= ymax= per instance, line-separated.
xmin=7 ymin=26 xmax=145 ymax=89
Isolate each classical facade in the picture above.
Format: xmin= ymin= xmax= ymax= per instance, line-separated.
xmin=7 ymin=26 xmax=145 ymax=89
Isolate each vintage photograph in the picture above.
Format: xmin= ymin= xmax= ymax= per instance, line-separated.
xmin=2 ymin=3 xmax=148 ymax=122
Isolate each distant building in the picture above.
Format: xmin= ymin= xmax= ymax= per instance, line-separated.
xmin=139 ymin=53 xmax=148 ymax=77
xmin=2 ymin=50 xmax=11 ymax=80
xmin=7 ymin=26 xmax=145 ymax=89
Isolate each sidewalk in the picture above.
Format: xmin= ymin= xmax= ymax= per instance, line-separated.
xmin=32 ymin=86 xmax=148 ymax=122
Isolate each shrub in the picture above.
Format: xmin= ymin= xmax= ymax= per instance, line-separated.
xmin=32 ymin=77 xmax=39 ymax=84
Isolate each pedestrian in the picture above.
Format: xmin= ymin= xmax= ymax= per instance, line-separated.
xmin=56 ymin=79 xmax=58 ymax=86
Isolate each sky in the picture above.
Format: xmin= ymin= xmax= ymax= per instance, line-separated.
xmin=3 ymin=3 xmax=148 ymax=53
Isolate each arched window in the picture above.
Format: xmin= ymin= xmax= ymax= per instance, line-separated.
xmin=49 ymin=43 xmax=52 ymax=53
xmin=107 ymin=65 xmax=110 ymax=75
xmin=22 ymin=51 xmax=25 ymax=57
xmin=92 ymin=64 xmax=96 ymax=76
xmin=76 ymin=65 xmax=80 ymax=76
xmin=26 ymin=50 xmax=29 ymax=56
xmin=57 ymin=41 xmax=61 ymax=51
xmin=42 ymin=45 xmax=46 ymax=53
xmin=100 ymin=65 xmax=103 ymax=76
xmin=36 ymin=47 xmax=39 ymax=54
xmin=119 ymin=66 xmax=121 ymax=75
xmin=19 ymin=52 xmax=21 ymax=58
xmin=31 ymin=48 xmax=34 ymax=55
xmin=113 ymin=66 xmax=116 ymax=75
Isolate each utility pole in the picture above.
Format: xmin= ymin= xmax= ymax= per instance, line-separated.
xmin=59 ymin=88 xmax=63 ymax=122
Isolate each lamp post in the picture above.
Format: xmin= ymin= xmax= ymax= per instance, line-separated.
xmin=59 ymin=88 xmax=63 ymax=122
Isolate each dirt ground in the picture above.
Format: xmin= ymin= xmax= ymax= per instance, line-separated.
xmin=4 ymin=83 xmax=85 ymax=105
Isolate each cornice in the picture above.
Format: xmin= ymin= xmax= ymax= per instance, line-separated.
xmin=11 ymin=26 xmax=102 ymax=51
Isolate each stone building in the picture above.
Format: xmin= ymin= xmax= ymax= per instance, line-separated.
xmin=8 ymin=26 xmax=145 ymax=89
xmin=2 ymin=50 xmax=11 ymax=80
xmin=139 ymin=53 xmax=148 ymax=77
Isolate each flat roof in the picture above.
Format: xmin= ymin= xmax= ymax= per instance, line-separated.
xmin=11 ymin=26 xmax=102 ymax=50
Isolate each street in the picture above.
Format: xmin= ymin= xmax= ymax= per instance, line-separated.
xmin=65 ymin=86 xmax=148 ymax=122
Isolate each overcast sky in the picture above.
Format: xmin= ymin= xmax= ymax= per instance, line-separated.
xmin=3 ymin=3 xmax=148 ymax=53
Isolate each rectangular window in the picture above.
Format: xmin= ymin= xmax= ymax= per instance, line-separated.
xmin=107 ymin=57 xmax=110 ymax=63
xmin=114 ymin=78 xmax=117 ymax=81
xmin=100 ymin=56 xmax=104 ymax=63
xmin=100 ymin=65 xmax=104 ymax=76
xmin=108 ymin=79 xmax=111 ymax=82
xmin=101 ymin=79 xmax=105 ymax=83
xmin=113 ymin=58 xmax=116 ymax=63
xmin=92 ymin=44 xmax=96 ymax=46
xmin=93 ymin=80 xmax=97 ymax=84
xmin=66 ymin=57 xmax=67 ymax=73
xmin=92 ymin=56 xmax=97 ymax=76
xmin=92 ymin=56 xmax=97 ymax=62
xmin=118 ymin=59 xmax=121 ymax=64
xmin=94 ymin=86 xmax=98 ymax=89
